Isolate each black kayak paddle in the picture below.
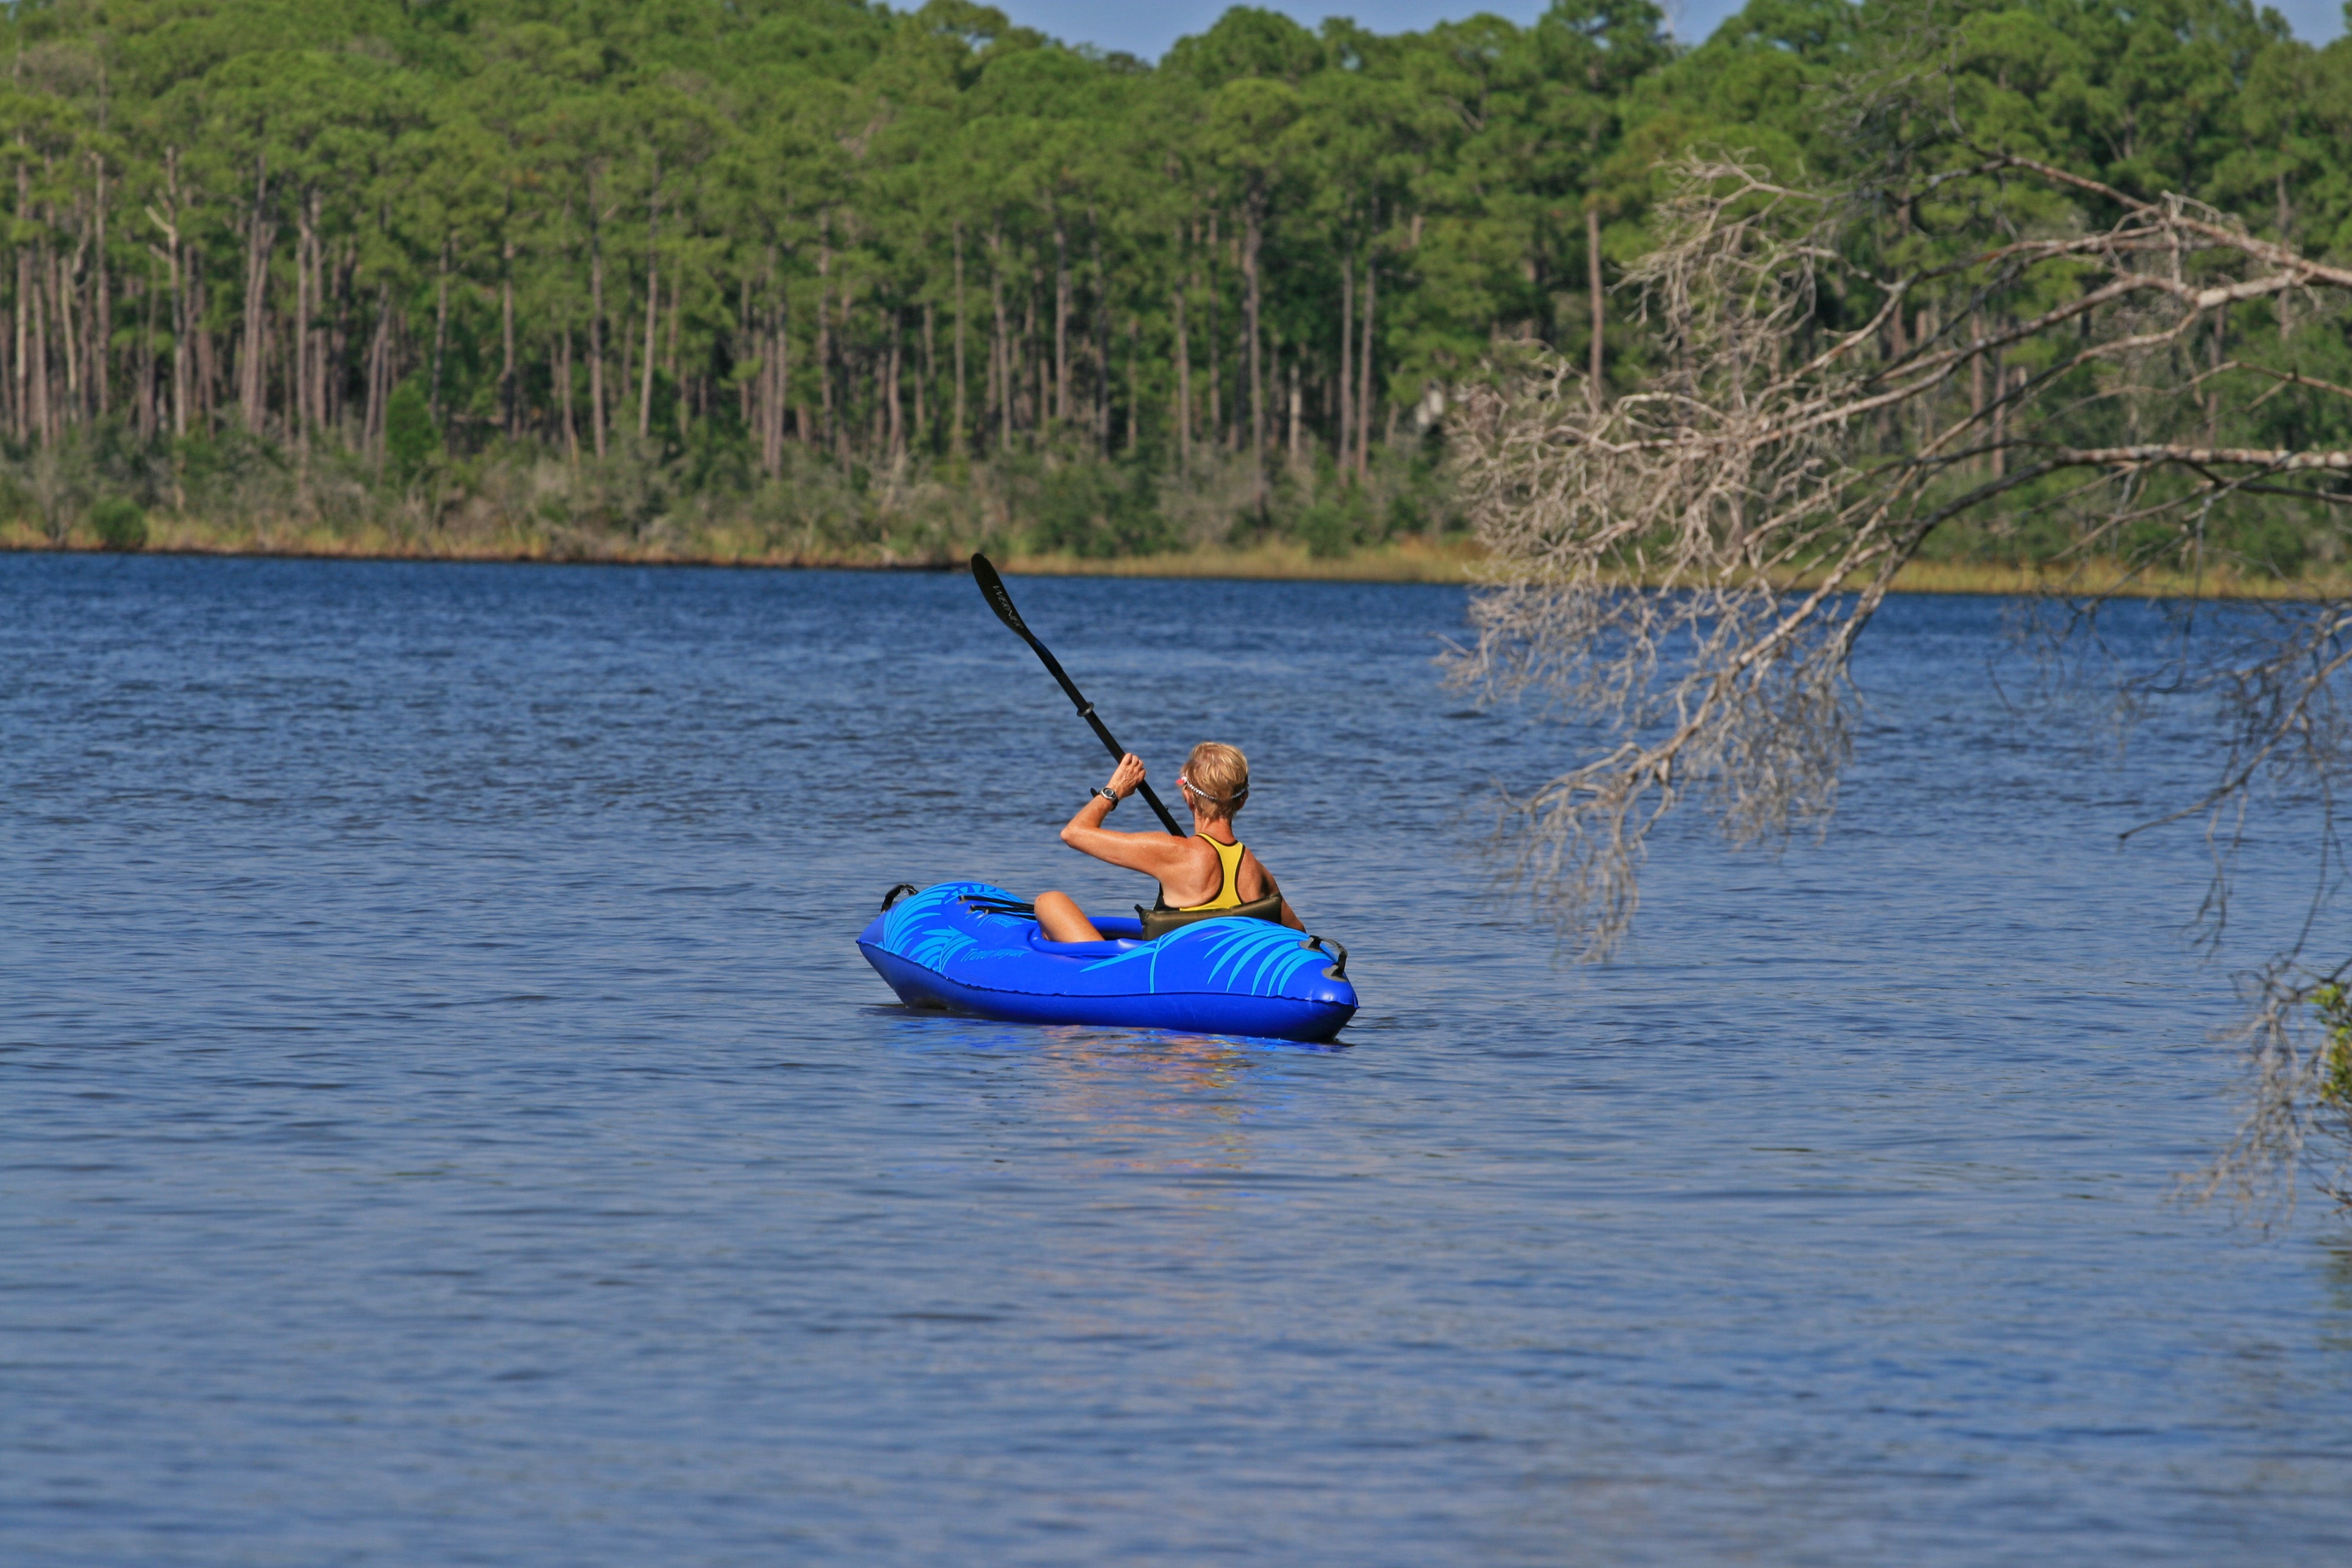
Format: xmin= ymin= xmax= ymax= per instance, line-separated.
xmin=970 ymin=552 xmax=1184 ymax=837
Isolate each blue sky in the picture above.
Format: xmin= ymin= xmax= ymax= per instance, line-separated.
xmin=995 ymin=1 xmax=2344 ymax=60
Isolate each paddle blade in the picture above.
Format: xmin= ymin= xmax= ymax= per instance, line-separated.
xmin=969 ymin=553 xmax=1030 ymax=639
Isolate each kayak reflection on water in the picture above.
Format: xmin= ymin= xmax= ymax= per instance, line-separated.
xmin=1034 ymin=741 xmax=1304 ymax=944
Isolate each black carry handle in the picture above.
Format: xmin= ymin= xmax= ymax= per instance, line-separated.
xmin=1300 ymin=934 xmax=1348 ymax=980
xmin=970 ymin=553 xmax=1184 ymax=837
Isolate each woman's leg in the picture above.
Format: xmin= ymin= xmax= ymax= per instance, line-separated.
xmin=1034 ymin=890 xmax=1104 ymax=942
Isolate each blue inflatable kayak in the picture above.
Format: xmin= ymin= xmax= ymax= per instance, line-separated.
xmin=857 ymin=881 xmax=1357 ymax=1043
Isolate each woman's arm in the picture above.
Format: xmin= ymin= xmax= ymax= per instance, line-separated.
xmin=1059 ymin=754 xmax=1195 ymax=880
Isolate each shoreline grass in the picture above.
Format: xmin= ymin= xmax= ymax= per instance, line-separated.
xmin=998 ymin=536 xmax=1483 ymax=583
xmin=6 ymin=518 xmax=2344 ymax=600
xmin=1892 ymin=557 xmax=2350 ymax=601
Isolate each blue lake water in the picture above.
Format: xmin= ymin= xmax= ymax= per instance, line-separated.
xmin=4 ymin=552 xmax=2348 ymax=1564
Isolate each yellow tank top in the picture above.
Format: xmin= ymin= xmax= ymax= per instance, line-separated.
xmin=1175 ymin=835 xmax=1248 ymax=912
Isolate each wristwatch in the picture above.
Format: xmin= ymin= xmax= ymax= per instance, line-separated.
xmin=1094 ymin=786 xmax=1120 ymax=808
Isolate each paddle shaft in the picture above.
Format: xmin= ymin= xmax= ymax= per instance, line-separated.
xmin=969 ymin=554 xmax=1184 ymax=836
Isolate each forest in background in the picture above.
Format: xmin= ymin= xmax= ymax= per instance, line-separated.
xmin=0 ymin=0 xmax=2345 ymax=575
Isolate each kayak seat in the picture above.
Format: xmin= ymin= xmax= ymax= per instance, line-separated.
xmin=1136 ymin=891 xmax=1285 ymax=941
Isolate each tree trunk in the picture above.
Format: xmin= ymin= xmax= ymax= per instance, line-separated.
xmin=194 ymin=260 xmax=216 ymax=432
xmin=155 ymin=151 xmax=189 ymax=443
xmin=1357 ymin=234 xmax=1376 ymax=481
xmin=93 ymin=154 xmax=109 ymax=419
xmin=1089 ymin=212 xmax=1109 ymax=453
xmin=759 ymin=299 xmax=775 ymax=460
xmin=240 ymin=153 xmax=273 ymax=431
xmin=589 ymin=197 xmax=609 ymax=459
xmin=616 ymin=289 xmax=635 ymax=428
xmin=294 ymin=197 xmax=312 ymax=461
xmin=663 ymin=277 xmax=681 ymax=439
xmin=736 ymin=274 xmax=751 ymax=432
xmin=1287 ymin=350 xmax=1301 ymax=467
xmin=53 ymin=238 xmax=79 ymax=430
xmin=918 ymin=299 xmax=932 ymax=449
xmin=501 ymin=232 xmax=517 ymax=438
xmin=316 ymin=237 xmax=330 ymax=439
xmin=171 ymin=250 xmax=186 ymax=441
xmin=774 ymin=288 xmax=792 ymax=460
xmin=754 ymin=292 xmax=773 ymax=471
xmin=327 ymin=238 xmax=351 ymax=437
xmin=817 ymin=223 xmax=834 ymax=456
xmin=1 ymin=198 xmax=15 ymax=440
xmin=1587 ymin=204 xmax=1604 ymax=403
xmin=1021 ymin=274 xmax=1039 ymax=434
xmin=638 ymin=180 xmax=659 ymax=441
xmin=1126 ymin=314 xmax=1140 ymax=455
xmin=835 ymin=284 xmax=855 ymax=466
xmin=138 ymin=270 xmax=155 ymax=439
xmin=559 ymin=324 xmax=578 ymax=463
xmin=1053 ymin=214 xmax=1069 ymax=425
xmin=947 ymin=224 xmax=967 ymax=458
xmin=1174 ymin=269 xmax=1191 ymax=474
xmin=17 ymin=165 xmax=31 ymax=443
xmin=1969 ymin=307 xmax=1985 ymax=476
xmin=2276 ymin=172 xmax=2296 ymax=339
xmin=1339 ymin=246 xmax=1354 ymax=472
xmin=30 ymin=246 xmax=51 ymax=444
xmin=763 ymin=246 xmax=784 ymax=471
xmin=887 ymin=309 xmax=903 ymax=463
xmin=1243 ymin=195 xmax=1264 ymax=503
xmin=431 ymin=238 xmax=451 ymax=430
xmin=988 ymin=226 xmax=1009 ymax=452
xmin=665 ymin=284 xmax=679 ymax=387
xmin=1204 ymin=214 xmax=1221 ymax=450
xmin=364 ymin=281 xmax=390 ymax=456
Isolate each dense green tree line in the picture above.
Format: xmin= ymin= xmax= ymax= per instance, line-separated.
xmin=1615 ymin=0 xmax=2352 ymax=577
xmin=0 ymin=0 xmax=2340 ymax=559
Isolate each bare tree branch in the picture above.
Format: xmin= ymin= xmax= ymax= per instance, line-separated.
xmin=1451 ymin=152 xmax=2352 ymax=1217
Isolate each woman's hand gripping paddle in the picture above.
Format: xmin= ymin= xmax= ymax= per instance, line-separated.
xmin=970 ymin=553 xmax=1184 ymax=836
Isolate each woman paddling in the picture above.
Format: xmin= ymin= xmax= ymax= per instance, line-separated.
xmin=1036 ymin=741 xmax=1304 ymax=942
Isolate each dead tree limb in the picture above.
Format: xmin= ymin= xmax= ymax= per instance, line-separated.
xmin=1451 ymin=155 xmax=2352 ymax=1217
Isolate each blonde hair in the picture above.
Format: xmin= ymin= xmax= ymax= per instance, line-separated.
xmin=1181 ymin=742 xmax=1250 ymax=818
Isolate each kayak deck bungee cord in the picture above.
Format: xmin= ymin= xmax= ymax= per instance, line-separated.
xmin=858 ymin=881 xmax=1357 ymax=1044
